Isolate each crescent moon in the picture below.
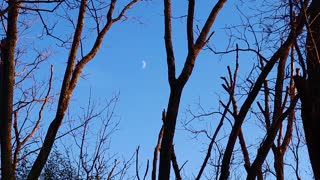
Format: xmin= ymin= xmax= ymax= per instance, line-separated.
xmin=142 ymin=60 xmax=147 ymax=69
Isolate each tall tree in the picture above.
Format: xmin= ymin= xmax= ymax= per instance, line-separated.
xmin=158 ymin=0 xmax=227 ymax=179
xmin=294 ymin=0 xmax=320 ymax=179
xmin=0 ymin=0 xmax=19 ymax=179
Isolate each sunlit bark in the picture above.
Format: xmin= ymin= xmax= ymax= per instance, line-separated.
xmin=0 ymin=0 xmax=18 ymax=179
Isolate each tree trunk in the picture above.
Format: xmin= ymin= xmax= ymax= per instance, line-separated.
xmin=0 ymin=1 xmax=18 ymax=179
xmin=305 ymin=3 xmax=320 ymax=179
xmin=274 ymin=148 xmax=284 ymax=180
xmin=159 ymin=1 xmax=226 ymax=178
xmin=220 ymin=35 xmax=295 ymax=180
xmin=294 ymin=1 xmax=320 ymax=179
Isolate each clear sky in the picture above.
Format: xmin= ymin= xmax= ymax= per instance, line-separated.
xmin=16 ymin=0 xmax=311 ymax=179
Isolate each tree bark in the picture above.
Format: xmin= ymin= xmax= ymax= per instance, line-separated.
xmin=246 ymin=96 xmax=298 ymax=180
xmin=274 ymin=149 xmax=284 ymax=180
xmin=159 ymin=1 xmax=226 ymax=179
xmin=0 ymin=1 xmax=18 ymax=179
xmin=220 ymin=34 xmax=296 ymax=180
xmin=294 ymin=1 xmax=320 ymax=178
xmin=159 ymin=87 xmax=182 ymax=180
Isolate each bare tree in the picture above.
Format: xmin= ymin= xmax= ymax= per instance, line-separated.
xmin=217 ymin=1 xmax=316 ymax=179
xmin=74 ymin=94 xmax=121 ymax=179
xmin=0 ymin=0 xmax=140 ymax=179
xmin=293 ymin=1 xmax=320 ymax=179
xmin=157 ymin=0 xmax=227 ymax=179
xmin=181 ymin=0 xmax=316 ymax=179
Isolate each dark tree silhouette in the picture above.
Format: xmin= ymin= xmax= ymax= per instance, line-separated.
xmin=156 ymin=0 xmax=227 ymax=179
xmin=294 ymin=1 xmax=320 ymax=179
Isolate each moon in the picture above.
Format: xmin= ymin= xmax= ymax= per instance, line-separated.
xmin=142 ymin=60 xmax=147 ymax=69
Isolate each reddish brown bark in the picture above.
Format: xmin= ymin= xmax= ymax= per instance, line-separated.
xmin=26 ymin=1 xmax=88 ymax=178
xmin=246 ymin=49 xmax=290 ymax=179
xmin=0 ymin=1 xmax=18 ymax=179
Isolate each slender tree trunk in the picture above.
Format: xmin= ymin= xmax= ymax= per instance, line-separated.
xmin=220 ymin=36 xmax=294 ymax=180
xmin=159 ymin=87 xmax=182 ymax=179
xmin=159 ymin=1 xmax=227 ymax=179
xmin=27 ymin=0 xmax=88 ymax=178
xmin=274 ymin=149 xmax=284 ymax=180
xmin=0 ymin=1 xmax=18 ymax=179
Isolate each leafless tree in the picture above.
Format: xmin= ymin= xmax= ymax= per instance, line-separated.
xmin=155 ymin=1 xmax=227 ymax=179
xmin=205 ymin=1 xmax=316 ymax=179
xmin=180 ymin=0 xmax=317 ymax=179
xmin=0 ymin=0 xmax=140 ymax=179
xmin=293 ymin=1 xmax=320 ymax=178
xmin=72 ymin=94 xmax=119 ymax=179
